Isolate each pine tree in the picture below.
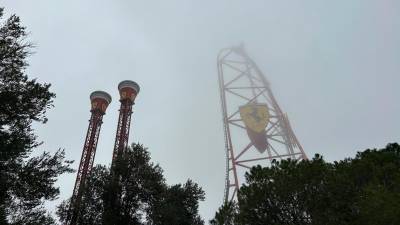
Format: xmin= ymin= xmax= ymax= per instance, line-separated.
xmin=0 ymin=8 xmax=73 ymax=224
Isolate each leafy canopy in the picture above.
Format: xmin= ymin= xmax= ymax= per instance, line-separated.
xmin=0 ymin=8 xmax=73 ymax=225
xmin=211 ymin=143 xmax=400 ymax=225
xmin=58 ymin=144 xmax=205 ymax=225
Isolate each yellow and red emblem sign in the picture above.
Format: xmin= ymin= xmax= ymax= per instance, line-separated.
xmin=239 ymin=104 xmax=269 ymax=133
xmin=239 ymin=104 xmax=270 ymax=153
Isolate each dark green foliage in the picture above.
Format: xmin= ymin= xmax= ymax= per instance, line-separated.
xmin=102 ymin=144 xmax=166 ymax=225
xmin=0 ymin=8 xmax=55 ymax=161
xmin=57 ymin=144 xmax=205 ymax=225
xmin=58 ymin=165 xmax=109 ymax=225
xmin=152 ymin=180 xmax=205 ymax=225
xmin=209 ymin=202 xmax=237 ymax=225
xmin=0 ymin=8 xmax=73 ymax=224
xmin=211 ymin=143 xmax=400 ymax=225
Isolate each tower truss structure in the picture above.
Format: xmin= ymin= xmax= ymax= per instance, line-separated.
xmin=68 ymin=91 xmax=112 ymax=225
xmin=111 ymin=80 xmax=140 ymax=165
xmin=217 ymin=46 xmax=307 ymax=203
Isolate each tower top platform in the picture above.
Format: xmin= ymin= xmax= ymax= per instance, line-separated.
xmin=90 ymin=91 xmax=112 ymax=113
xmin=118 ymin=80 xmax=140 ymax=94
xmin=118 ymin=80 xmax=140 ymax=102
xmin=90 ymin=91 xmax=112 ymax=104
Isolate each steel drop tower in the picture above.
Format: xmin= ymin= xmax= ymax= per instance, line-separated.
xmin=217 ymin=45 xmax=307 ymax=203
xmin=67 ymin=91 xmax=112 ymax=225
xmin=111 ymin=80 xmax=140 ymax=165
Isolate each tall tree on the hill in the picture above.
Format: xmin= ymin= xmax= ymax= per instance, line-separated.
xmin=57 ymin=144 xmax=205 ymax=225
xmin=0 ymin=8 xmax=73 ymax=225
xmin=211 ymin=143 xmax=400 ymax=225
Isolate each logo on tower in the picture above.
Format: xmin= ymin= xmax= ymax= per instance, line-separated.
xmin=239 ymin=104 xmax=269 ymax=133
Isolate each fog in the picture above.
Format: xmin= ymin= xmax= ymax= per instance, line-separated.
xmin=3 ymin=0 xmax=400 ymax=221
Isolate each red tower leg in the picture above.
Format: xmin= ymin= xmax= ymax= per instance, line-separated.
xmin=67 ymin=91 xmax=112 ymax=225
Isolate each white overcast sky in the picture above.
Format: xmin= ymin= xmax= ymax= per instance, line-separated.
xmin=3 ymin=0 xmax=400 ymax=222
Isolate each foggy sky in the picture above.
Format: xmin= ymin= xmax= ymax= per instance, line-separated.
xmin=3 ymin=0 xmax=400 ymax=222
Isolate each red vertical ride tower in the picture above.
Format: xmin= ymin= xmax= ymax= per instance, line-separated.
xmin=217 ymin=45 xmax=307 ymax=203
xmin=112 ymin=80 xmax=140 ymax=164
xmin=67 ymin=91 xmax=112 ymax=225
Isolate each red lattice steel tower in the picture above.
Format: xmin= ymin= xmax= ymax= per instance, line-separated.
xmin=111 ymin=80 xmax=140 ymax=165
xmin=217 ymin=45 xmax=307 ymax=203
xmin=67 ymin=91 xmax=112 ymax=225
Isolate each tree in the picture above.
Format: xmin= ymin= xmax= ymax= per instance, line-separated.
xmin=102 ymin=144 xmax=166 ymax=225
xmin=152 ymin=180 xmax=205 ymax=225
xmin=0 ymin=8 xmax=73 ymax=224
xmin=58 ymin=165 xmax=109 ymax=225
xmin=209 ymin=202 xmax=238 ymax=225
xmin=57 ymin=143 xmax=205 ymax=225
xmin=211 ymin=143 xmax=400 ymax=225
